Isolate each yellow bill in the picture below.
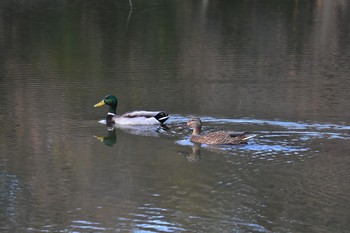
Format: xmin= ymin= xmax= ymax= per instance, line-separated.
xmin=93 ymin=135 xmax=105 ymax=142
xmin=94 ymin=100 xmax=105 ymax=107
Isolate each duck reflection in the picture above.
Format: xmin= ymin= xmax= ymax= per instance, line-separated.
xmin=114 ymin=124 xmax=163 ymax=137
xmin=1 ymin=173 xmax=19 ymax=223
xmin=186 ymin=143 xmax=202 ymax=162
xmin=102 ymin=121 xmax=186 ymax=138
xmin=93 ymin=123 xmax=176 ymax=147
xmin=94 ymin=127 xmax=117 ymax=147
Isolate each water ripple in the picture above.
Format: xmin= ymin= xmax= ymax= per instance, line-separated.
xmin=174 ymin=115 xmax=350 ymax=163
xmin=70 ymin=220 xmax=111 ymax=231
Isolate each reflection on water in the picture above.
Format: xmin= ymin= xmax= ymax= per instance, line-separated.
xmin=176 ymin=116 xmax=350 ymax=165
xmin=0 ymin=173 xmax=20 ymax=225
xmin=1 ymin=0 xmax=350 ymax=232
xmin=186 ymin=143 xmax=202 ymax=162
xmin=96 ymin=118 xmax=188 ymax=139
xmin=94 ymin=128 xmax=117 ymax=147
xmin=87 ymin=114 xmax=350 ymax=231
xmin=130 ymin=205 xmax=186 ymax=232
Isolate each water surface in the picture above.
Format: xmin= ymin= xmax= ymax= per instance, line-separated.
xmin=1 ymin=1 xmax=350 ymax=232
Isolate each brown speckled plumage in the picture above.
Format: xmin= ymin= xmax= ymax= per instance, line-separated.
xmin=187 ymin=118 xmax=256 ymax=145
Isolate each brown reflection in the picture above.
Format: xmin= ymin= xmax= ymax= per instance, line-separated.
xmin=0 ymin=0 xmax=350 ymax=232
xmin=186 ymin=142 xmax=201 ymax=162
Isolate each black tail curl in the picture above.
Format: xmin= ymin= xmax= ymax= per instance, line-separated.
xmin=154 ymin=112 xmax=170 ymax=124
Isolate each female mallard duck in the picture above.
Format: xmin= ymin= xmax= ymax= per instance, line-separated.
xmin=94 ymin=95 xmax=169 ymax=125
xmin=187 ymin=118 xmax=256 ymax=145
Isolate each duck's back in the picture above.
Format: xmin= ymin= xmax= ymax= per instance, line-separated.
xmin=113 ymin=111 xmax=168 ymax=125
xmin=191 ymin=131 xmax=252 ymax=145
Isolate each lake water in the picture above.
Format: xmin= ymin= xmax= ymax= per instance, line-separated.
xmin=1 ymin=0 xmax=350 ymax=232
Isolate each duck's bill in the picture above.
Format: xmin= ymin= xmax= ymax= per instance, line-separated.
xmin=93 ymin=135 xmax=105 ymax=142
xmin=94 ymin=100 xmax=105 ymax=107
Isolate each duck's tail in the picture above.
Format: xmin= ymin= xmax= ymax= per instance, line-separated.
xmin=154 ymin=112 xmax=170 ymax=124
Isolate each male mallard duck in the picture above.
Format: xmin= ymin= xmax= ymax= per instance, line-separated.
xmin=94 ymin=95 xmax=169 ymax=125
xmin=187 ymin=118 xmax=256 ymax=145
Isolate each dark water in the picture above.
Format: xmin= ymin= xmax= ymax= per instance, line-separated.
xmin=1 ymin=0 xmax=350 ymax=232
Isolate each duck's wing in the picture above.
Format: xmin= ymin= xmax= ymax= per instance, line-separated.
xmin=227 ymin=131 xmax=247 ymax=137
xmin=121 ymin=111 xmax=169 ymax=123
xmin=114 ymin=111 xmax=169 ymax=125
xmin=201 ymin=131 xmax=232 ymax=144
xmin=202 ymin=131 xmax=256 ymax=144
xmin=228 ymin=131 xmax=256 ymax=141
xmin=121 ymin=111 xmax=159 ymax=118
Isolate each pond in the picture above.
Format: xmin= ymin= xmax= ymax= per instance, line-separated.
xmin=1 ymin=0 xmax=350 ymax=232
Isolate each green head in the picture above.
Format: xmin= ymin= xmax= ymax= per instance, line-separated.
xmin=94 ymin=95 xmax=118 ymax=114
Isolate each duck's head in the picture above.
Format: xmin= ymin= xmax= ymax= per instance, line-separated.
xmin=187 ymin=118 xmax=202 ymax=135
xmin=94 ymin=95 xmax=118 ymax=114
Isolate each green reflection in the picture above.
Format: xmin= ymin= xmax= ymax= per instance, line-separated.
xmin=94 ymin=128 xmax=117 ymax=147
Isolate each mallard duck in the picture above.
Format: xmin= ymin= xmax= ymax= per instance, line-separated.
xmin=94 ymin=95 xmax=169 ymax=125
xmin=187 ymin=118 xmax=256 ymax=145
